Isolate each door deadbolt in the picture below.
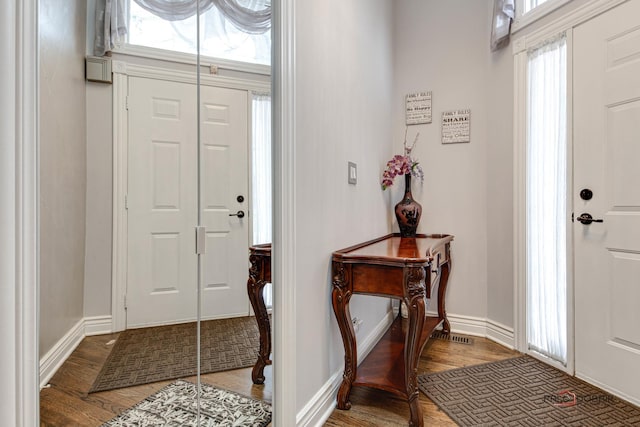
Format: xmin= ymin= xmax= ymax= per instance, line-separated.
xmin=237 ymin=195 xmax=245 ymax=203
xmin=580 ymin=189 xmax=593 ymax=201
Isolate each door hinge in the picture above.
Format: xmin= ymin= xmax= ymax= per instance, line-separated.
xmin=124 ymin=194 xmax=128 ymax=210
xmin=571 ymin=212 xmax=574 ymax=222
xmin=196 ymin=226 xmax=206 ymax=255
xmin=124 ymin=295 xmax=127 ymax=310
xmin=125 ymin=95 xmax=129 ymax=111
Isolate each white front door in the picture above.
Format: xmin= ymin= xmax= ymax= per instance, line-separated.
xmin=574 ymin=0 xmax=640 ymax=404
xmin=199 ymin=85 xmax=250 ymax=320
xmin=127 ymin=77 xmax=250 ymax=328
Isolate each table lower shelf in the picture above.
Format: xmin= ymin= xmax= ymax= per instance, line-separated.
xmin=353 ymin=314 xmax=443 ymax=397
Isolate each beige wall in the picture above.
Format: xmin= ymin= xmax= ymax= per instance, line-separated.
xmin=293 ymin=0 xmax=395 ymax=412
xmin=39 ymin=0 xmax=87 ymax=357
xmin=393 ymin=0 xmax=494 ymax=323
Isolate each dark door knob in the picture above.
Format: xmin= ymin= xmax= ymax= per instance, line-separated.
xmin=229 ymin=210 xmax=245 ymax=218
xmin=580 ymin=189 xmax=593 ymax=200
xmin=576 ymin=213 xmax=603 ymax=225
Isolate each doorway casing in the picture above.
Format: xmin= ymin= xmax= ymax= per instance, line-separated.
xmin=1 ymin=0 xmax=39 ymax=425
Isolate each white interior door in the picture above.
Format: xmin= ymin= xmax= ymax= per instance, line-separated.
xmin=574 ymin=0 xmax=640 ymax=404
xmin=127 ymin=77 xmax=250 ymax=328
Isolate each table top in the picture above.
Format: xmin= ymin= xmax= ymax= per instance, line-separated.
xmin=249 ymin=243 xmax=271 ymax=255
xmin=332 ymin=233 xmax=453 ymax=265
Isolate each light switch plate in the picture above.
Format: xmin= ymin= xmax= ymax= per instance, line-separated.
xmin=348 ymin=162 xmax=357 ymax=185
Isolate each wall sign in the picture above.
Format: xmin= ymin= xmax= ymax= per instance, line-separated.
xmin=441 ymin=109 xmax=471 ymax=144
xmin=405 ymin=91 xmax=432 ymax=125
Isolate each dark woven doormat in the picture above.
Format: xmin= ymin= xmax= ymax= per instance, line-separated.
xmin=418 ymin=356 xmax=640 ymax=426
xmin=90 ymin=316 xmax=261 ymax=393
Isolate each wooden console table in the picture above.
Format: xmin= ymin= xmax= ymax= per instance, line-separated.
xmin=331 ymin=233 xmax=453 ymax=427
xmin=247 ymin=243 xmax=272 ymax=384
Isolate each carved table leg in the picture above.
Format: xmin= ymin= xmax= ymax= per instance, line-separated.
xmin=437 ymin=259 xmax=452 ymax=334
xmin=332 ymin=262 xmax=355 ymax=410
xmin=405 ymin=266 xmax=427 ymax=427
xmin=248 ymin=254 xmax=271 ymax=385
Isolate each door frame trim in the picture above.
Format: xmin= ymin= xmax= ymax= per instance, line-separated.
xmin=272 ymin=0 xmax=297 ymax=424
xmin=1 ymin=0 xmax=39 ymax=424
xmin=111 ymin=62 xmax=270 ymax=332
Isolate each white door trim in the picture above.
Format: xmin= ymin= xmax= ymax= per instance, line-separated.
xmin=1 ymin=0 xmax=39 ymax=424
xmin=110 ymin=63 xmax=269 ymax=332
xmin=272 ymin=0 xmax=297 ymax=425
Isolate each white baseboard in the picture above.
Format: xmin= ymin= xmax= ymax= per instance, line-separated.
xmin=296 ymin=310 xmax=395 ymax=427
xmin=84 ymin=315 xmax=113 ymax=336
xmin=425 ymin=310 xmax=516 ymax=349
xmin=39 ymin=316 xmax=114 ymax=388
xmin=437 ymin=312 xmax=488 ymax=337
xmin=486 ymin=319 xmax=516 ymax=349
xmin=39 ymin=319 xmax=85 ymax=389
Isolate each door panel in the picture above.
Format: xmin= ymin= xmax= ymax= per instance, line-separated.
xmin=574 ymin=0 xmax=640 ymax=403
xmin=127 ymin=77 xmax=250 ymax=327
xmin=200 ymin=86 xmax=250 ymax=320
xmin=127 ymin=77 xmax=198 ymax=328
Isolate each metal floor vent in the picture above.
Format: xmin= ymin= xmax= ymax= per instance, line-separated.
xmin=430 ymin=331 xmax=474 ymax=345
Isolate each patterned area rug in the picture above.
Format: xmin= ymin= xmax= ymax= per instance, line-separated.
xmin=101 ymin=380 xmax=271 ymax=426
xmin=91 ymin=316 xmax=261 ymax=393
xmin=418 ymin=356 xmax=640 ymax=426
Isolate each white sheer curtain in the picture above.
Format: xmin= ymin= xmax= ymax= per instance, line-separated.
xmin=526 ymin=35 xmax=568 ymax=364
xmin=490 ymin=0 xmax=515 ymax=51
xmin=251 ymin=93 xmax=272 ymax=306
xmin=94 ymin=0 xmax=128 ymax=56
xmin=251 ymin=93 xmax=272 ymax=246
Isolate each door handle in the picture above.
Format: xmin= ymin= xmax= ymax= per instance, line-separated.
xmin=229 ymin=210 xmax=245 ymax=219
xmin=576 ymin=213 xmax=603 ymax=225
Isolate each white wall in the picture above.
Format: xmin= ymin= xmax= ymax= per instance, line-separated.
xmin=39 ymin=0 xmax=87 ymax=357
xmin=292 ymin=0 xmax=395 ymax=413
xmin=393 ymin=0 xmax=494 ymax=323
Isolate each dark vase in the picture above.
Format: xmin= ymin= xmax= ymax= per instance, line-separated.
xmin=394 ymin=173 xmax=422 ymax=237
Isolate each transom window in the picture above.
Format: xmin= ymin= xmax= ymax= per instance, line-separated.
xmin=524 ymin=0 xmax=550 ymax=13
xmin=127 ymin=1 xmax=271 ymax=66
xmin=514 ymin=0 xmax=572 ymax=31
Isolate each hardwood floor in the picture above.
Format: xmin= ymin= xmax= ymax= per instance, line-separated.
xmin=40 ymin=331 xmax=518 ymax=426
xmin=323 ymin=335 xmax=520 ymax=426
xmin=39 ymin=332 xmax=273 ymax=426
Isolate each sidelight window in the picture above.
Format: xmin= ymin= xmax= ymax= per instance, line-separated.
xmin=525 ymin=35 xmax=568 ymax=365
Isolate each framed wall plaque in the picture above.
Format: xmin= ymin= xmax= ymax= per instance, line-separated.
xmin=405 ymin=91 xmax=432 ymax=125
xmin=442 ymin=109 xmax=470 ymax=144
